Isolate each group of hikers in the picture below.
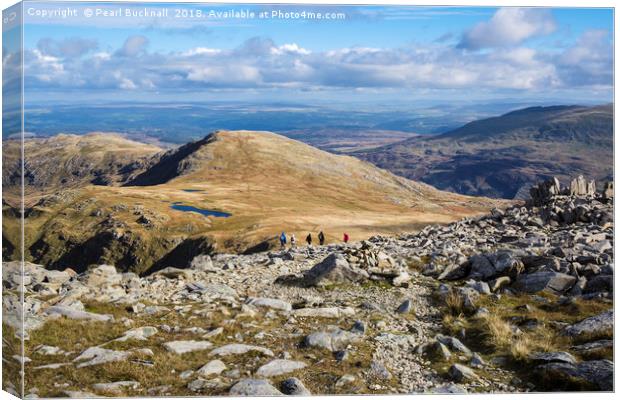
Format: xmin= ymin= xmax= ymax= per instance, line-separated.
xmin=279 ymin=231 xmax=349 ymax=248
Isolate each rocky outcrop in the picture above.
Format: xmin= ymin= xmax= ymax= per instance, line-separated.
xmin=425 ymin=176 xmax=613 ymax=302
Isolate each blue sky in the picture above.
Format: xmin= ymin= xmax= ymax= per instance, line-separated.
xmin=8 ymin=2 xmax=614 ymax=105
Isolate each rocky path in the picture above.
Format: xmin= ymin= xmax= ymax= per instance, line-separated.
xmin=2 ymin=176 xmax=614 ymax=397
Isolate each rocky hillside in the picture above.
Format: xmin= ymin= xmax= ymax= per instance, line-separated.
xmin=3 ymin=130 xmax=501 ymax=274
xmin=2 ymin=133 xmax=162 ymax=199
xmin=356 ymin=105 xmax=613 ymax=199
xmin=3 ymin=176 xmax=613 ymax=397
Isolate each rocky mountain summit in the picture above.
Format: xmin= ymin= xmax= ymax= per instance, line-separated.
xmin=2 ymin=176 xmax=613 ymax=397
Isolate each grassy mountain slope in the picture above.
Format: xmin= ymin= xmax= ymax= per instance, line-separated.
xmin=357 ymin=105 xmax=613 ymax=199
xmin=2 ymin=133 xmax=161 ymax=200
xmin=4 ymin=130 xmax=505 ymax=274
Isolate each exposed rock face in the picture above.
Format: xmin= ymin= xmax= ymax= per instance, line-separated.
xmin=425 ymin=177 xmax=612 ymax=304
xmin=530 ymin=177 xmax=562 ymax=206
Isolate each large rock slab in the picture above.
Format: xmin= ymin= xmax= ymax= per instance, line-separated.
xmin=229 ymin=379 xmax=282 ymax=396
xmin=74 ymin=347 xmax=129 ymax=368
xmin=562 ymin=310 xmax=613 ymax=340
xmin=113 ymin=326 xmax=158 ymax=342
xmin=292 ymin=307 xmax=355 ymax=318
xmin=189 ymin=255 xmax=215 ymax=271
xmin=153 ymin=267 xmax=193 ymax=280
xmin=535 ymin=359 xmax=613 ymax=391
xmin=256 ymin=359 xmax=307 ymax=377
xmin=92 ymin=381 xmax=139 ymax=394
xmin=246 ymin=297 xmax=292 ymax=312
xmin=571 ymin=340 xmax=613 ymax=356
xmin=529 ymin=352 xmax=576 ymax=364
xmin=209 ymin=344 xmax=274 ymax=357
xmin=449 ymin=364 xmax=478 ymax=382
xmin=44 ymin=270 xmax=73 ymax=286
xmin=197 ymin=360 xmax=226 ymax=377
xmin=304 ymin=328 xmax=361 ymax=351
xmin=468 ymin=251 xmax=524 ymax=280
xmin=163 ymin=340 xmax=213 ymax=354
xmin=45 ymin=306 xmax=114 ymax=322
xmin=85 ymin=265 xmax=122 ymax=286
xmin=513 ymin=271 xmax=576 ymax=294
xmin=188 ymin=282 xmax=237 ymax=298
xmin=302 ymin=253 xmax=369 ymax=286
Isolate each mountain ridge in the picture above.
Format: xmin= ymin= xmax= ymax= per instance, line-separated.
xmin=3 ymin=130 xmax=504 ymax=274
xmin=356 ymin=104 xmax=613 ymax=199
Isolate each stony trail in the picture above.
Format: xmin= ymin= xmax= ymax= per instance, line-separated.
xmin=2 ymin=176 xmax=613 ymax=396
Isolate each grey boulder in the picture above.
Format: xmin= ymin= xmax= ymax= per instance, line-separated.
xmin=229 ymin=379 xmax=282 ymax=396
xmin=513 ymin=271 xmax=576 ymax=294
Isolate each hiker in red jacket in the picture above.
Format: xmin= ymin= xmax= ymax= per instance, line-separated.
xmin=343 ymin=232 xmax=350 ymax=243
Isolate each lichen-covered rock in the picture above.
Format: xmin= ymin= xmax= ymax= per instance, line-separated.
xmin=562 ymin=310 xmax=613 ymax=340
xmin=256 ymin=359 xmax=307 ymax=377
xmin=162 ymin=340 xmax=212 ymax=354
xmin=229 ymin=379 xmax=283 ymax=396
xmin=304 ymin=327 xmax=361 ymax=351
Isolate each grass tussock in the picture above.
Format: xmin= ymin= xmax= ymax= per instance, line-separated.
xmin=479 ymin=314 xmax=514 ymax=350
xmin=435 ymin=285 xmax=612 ymax=392
xmin=445 ymin=290 xmax=465 ymax=316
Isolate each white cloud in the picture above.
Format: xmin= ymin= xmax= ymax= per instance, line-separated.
xmin=459 ymin=8 xmax=556 ymax=49
xmin=270 ymin=43 xmax=311 ymax=56
xmin=20 ymin=33 xmax=610 ymax=95
xmin=182 ymin=47 xmax=222 ymax=56
xmin=557 ymin=29 xmax=612 ymax=87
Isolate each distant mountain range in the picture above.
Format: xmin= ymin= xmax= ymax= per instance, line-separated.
xmin=356 ymin=104 xmax=613 ymax=199
xmin=2 ymin=131 xmax=501 ymax=273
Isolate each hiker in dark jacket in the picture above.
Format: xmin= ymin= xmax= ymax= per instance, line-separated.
xmin=343 ymin=232 xmax=350 ymax=243
xmin=318 ymin=231 xmax=325 ymax=246
xmin=279 ymin=232 xmax=287 ymax=248
xmin=306 ymin=233 xmax=312 ymax=246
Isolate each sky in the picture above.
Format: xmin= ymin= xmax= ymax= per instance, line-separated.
xmin=4 ymin=2 xmax=615 ymax=106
